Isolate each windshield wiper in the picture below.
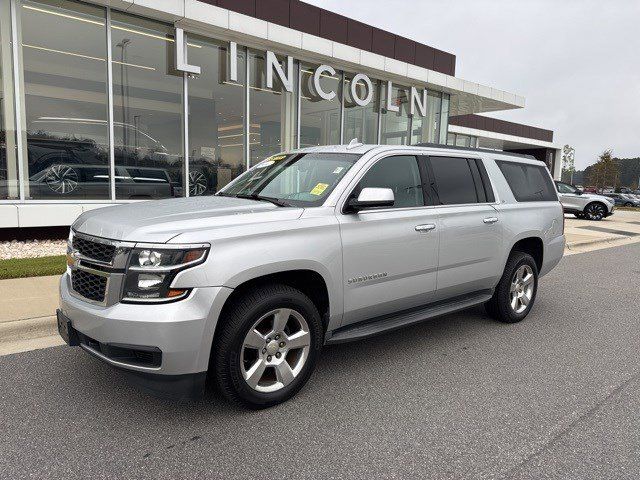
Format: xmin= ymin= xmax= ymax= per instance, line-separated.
xmin=235 ymin=193 xmax=292 ymax=207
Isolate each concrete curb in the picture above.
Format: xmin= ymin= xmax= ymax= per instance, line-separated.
xmin=0 ymin=315 xmax=57 ymax=343
xmin=565 ymin=235 xmax=628 ymax=251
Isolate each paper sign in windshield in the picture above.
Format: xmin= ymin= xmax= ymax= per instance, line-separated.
xmin=310 ymin=183 xmax=329 ymax=196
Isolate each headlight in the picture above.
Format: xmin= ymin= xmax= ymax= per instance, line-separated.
xmin=122 ymin=244 xmax=209 ymax=303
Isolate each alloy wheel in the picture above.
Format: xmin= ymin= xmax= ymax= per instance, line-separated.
xmin=585 ymin=203 xmax=605 ymax=220
xmin=45 ymin=165 xmax=79 ymax=194
xmin=240 ymin=308 xmax=311 ymax=393
xmin=509 ymin=265 xmax=534 ymax=314
xmin=189 ymin=171 xmax=208 ymax=196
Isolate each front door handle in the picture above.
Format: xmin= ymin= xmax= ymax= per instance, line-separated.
xmin=483 ymin=217 xmax=499 ymax=224
xmin=415 ymin=224 xmax=436 ymax=232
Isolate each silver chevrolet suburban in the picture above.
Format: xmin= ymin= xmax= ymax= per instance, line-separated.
xmin=57 ymin=144 xmax=565 ymax=408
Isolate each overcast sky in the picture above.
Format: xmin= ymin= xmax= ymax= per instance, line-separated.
xmin=307 ymin=0 xmax=640 ymax=170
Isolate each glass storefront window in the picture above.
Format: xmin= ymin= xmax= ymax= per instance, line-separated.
xmin=411 ymin=90 xmax=442 ymax=144
xmin=1 ymin=0 xmax=19 ymax=200
xmin=188 ymin=36 xmax=245 ymax=195
xmin=439 ymin=93 xmax=450 ymax=144
xmin=343 ymin=74 xmax=378 ymax=144
xmin=380 ymin=83 xmax=410 ymax=145
xmin=299 ymin=63 xmax=341 ymax=147
xmin=455 ymin=134 xmax=471 ymax=147
xmin=111 ymin=12 xmax=183 ymax=199
xmin=248 ymin=50 xmax=296 ymax=166
xmin=20 ymin=0 xmax=109 ymax=200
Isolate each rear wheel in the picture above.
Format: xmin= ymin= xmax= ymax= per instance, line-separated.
xmin=584 ymin=202 xmax=606 ymax=220
xmin=213 ymin=284 xmax=323 ymax=408
xmin=485 ymin=251 xmax=538 ymax=323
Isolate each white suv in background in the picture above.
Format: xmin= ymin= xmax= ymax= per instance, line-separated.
xmin=555 ymin=181 xmax=615 ymax=220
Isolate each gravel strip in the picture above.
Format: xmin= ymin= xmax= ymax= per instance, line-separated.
xmin=0 ymin=240 xmax=67 ymax=260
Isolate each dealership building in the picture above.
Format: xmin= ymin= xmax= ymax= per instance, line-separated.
xmin=0 ymin=0 xmax=561 ymax=229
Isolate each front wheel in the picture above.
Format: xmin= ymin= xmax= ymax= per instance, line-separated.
xmin=212 ymin=284 xmax=323 ymax=408
xmin=584 ymin=202 xmax=606 ymax=220
xmin=485 ymin=251 xmax=538 ymax=323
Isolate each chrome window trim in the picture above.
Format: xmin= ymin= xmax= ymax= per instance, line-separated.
xmin=333 ymin=149 xmax=501 ymax=214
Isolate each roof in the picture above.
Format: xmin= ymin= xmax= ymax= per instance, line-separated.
xmin=293 ymin=144 xmax=542 ymax=163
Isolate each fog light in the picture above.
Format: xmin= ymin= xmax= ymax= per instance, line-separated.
xmin=137 ymin=273 xmax=164 ymax=290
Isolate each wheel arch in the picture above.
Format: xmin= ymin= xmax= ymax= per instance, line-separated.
xmin=502 ymin=234 xmax=544 ymax=275
xmin=509 ymin=236 xmax=544 ymax=272
xmin=216 ymin=267 xmax=333 ymax=340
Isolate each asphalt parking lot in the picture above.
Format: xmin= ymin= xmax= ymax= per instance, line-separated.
xmin=1 ymin=243 xmax=640 ymax=479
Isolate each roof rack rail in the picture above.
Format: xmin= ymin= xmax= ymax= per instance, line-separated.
xmin=411 ymin=142 xmax=539 ymax=161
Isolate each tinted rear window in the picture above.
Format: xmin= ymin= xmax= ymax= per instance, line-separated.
xmin=496 ymin=160 xmax=557 ymax=202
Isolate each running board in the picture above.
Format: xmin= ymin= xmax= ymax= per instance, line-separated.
xmin=325 ymin=290 xmax=493 ymax=345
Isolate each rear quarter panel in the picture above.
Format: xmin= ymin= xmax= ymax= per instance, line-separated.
xmin=482 ymin=155 xmax=565 ymax=278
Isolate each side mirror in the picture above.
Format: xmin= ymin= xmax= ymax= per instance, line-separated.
xmin=347 ymin=187 xmax=395 ymax=212
xmin=575 ymin=189 xmax=583 ymax=195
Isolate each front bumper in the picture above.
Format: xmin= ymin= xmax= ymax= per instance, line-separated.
xmin=59 ymin=272 xmax=233 ymax=398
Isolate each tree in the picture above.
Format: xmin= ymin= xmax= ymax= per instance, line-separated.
xmin=561 ymin=145 xmax=575 ymax=183
xmin=587 ymin=149 xmax=620 ymax=190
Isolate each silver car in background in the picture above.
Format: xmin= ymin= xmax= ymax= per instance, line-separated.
xmin=57 ymin=144 xmax=565 ymax=408
xmin=555 ymin=181 xmax=615 ymax=220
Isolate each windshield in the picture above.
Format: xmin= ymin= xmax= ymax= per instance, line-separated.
xmin=218 ymin=152 xmax=361 ymax=207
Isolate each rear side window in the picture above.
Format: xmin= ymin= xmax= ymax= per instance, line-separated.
xmin=427 ymin=156 xmax=479 ymax=205
xmin=496 ymin=161 xmax=557 ymax=202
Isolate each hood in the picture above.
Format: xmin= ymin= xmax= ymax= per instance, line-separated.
xmin=73 ymin=196 xmax=304 ymax=243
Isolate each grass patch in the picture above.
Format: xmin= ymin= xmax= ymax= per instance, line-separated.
xmin=0 ymin=255 xmax=66 ymax=280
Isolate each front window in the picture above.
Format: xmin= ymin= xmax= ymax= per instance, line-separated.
xmin=555 ymin=181 xmax=578 ymax=194
xmin=219 ymin=152 xmax=359 ymax=207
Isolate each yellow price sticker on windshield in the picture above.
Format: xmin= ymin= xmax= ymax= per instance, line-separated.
xmin=269 ymin=154 xmax=287 ymax=161
xmin=310 ymin=183 xmax=329 ymax=196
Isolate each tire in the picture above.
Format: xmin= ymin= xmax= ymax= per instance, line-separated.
xmin=213 ymin=283 xmax=323 ymax=409
xmin=485 ymin=251 xmax=538 ymax=323
xmin=624 ymin=202 xmax=633 ymax=207
xmin=584 ymin=202 xmax=607 ymax=221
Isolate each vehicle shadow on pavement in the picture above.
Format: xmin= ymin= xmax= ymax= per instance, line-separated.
xmin=47 ymin=304 xmax=498 ymax=413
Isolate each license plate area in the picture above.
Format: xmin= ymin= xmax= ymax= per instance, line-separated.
xmin=56 ymin=310 xmax=79 ymax=346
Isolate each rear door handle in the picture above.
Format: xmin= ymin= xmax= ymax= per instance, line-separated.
xmin=415 ymin=224 xmax=436 ymax=232
xmin=483 ymin=217 xmax=499 ymax=224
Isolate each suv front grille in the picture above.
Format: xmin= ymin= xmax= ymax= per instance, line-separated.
xmin=71 ymin=269 xmax=108 ymax=303
xmin=72 ymin=236 xmax=116 ymax=264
